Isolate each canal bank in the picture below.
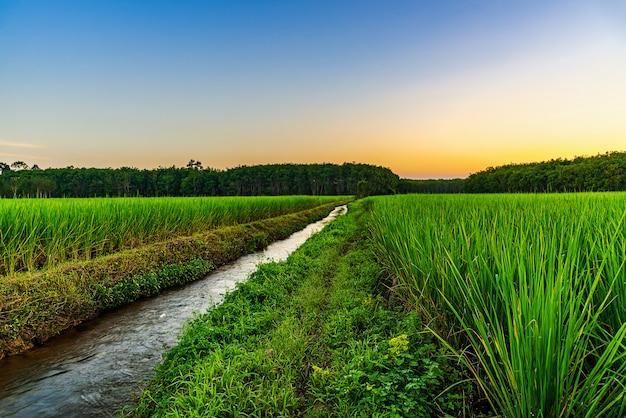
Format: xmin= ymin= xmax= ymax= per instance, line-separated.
xmin=0 ymin=201 xmax=349 ymax=360
xmin=0 ymin=206 xmax=348 ymax=417
xmin=126 ymin=199 xmax=477 ymax=417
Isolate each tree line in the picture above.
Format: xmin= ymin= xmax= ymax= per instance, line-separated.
xmin=6 ymin=151 xmax=623 ymax=197
xmin=398 ymin=178 xmax=465 ymax=194
xmin=465 ymin=151 xmax=626 ymax=193
xmin=0 ymin=161 xmax=399 ymax=198
xmin=391 ymin=151 xmax=626 ymax=194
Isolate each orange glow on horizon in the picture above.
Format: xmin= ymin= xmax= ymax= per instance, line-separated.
xmin=2 ymin=2 xmax=625 ymax=179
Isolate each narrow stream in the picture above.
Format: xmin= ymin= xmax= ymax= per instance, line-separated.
xmin=0 ymin=205 xmax=347 ymax=418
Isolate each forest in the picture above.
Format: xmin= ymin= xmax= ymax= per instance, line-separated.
xmin=398 ymin=178 xmax=465 ymax=193
xmin=465 ymin=151 xmax=626 ymax=193
xmin=401 ymin=152 xmax=626 ymax=194
xmin=0 ymin=161 xmax=398 ymax=198
xmin=372 ymin=151 xmax=626 ymax=194
xmin=4 ymin=151 xmax=626 ymax=197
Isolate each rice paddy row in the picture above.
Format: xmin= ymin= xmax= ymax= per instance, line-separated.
xmin=369 ymin=193 xmax=626 ymax=417
xmin=0 ymin=195 xmax=346 ymax=275
xmin=0 ymin=197 xmax=349 ymax=359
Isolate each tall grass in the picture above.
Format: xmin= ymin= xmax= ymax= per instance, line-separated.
xmin=369 ymin=193 xmax=626 ymax=417
xmin=0 ymin=196 xmax=345 ymax=275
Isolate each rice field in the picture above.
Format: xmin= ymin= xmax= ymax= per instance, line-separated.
xmin=369 ymin=193 xmax=626 ymax=417
xmin=0 ymin=195 xmax=345 ymax=275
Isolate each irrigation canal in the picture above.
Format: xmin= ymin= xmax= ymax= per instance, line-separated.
xmin=0 ymin=205 xmax=348 ymax=417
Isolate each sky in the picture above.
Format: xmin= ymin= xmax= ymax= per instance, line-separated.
xmin=1 ymin=1 xmax=625 ymax=179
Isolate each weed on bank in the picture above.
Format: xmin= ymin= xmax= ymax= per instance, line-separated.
xmin=126 ymin=201 xmax=478 ymax=417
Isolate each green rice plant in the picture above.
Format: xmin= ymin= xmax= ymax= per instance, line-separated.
xmin=369 ymin=193 xmax=626 ymax=417
xmin=126 ymin=200 xmax=472 ymax=417
xmin=0 ymin=196 xmax=347 ymax=275
xmin=0 ymin=201 xmax=344 ymax=359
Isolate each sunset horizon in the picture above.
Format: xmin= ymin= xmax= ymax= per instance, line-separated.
xmin=2 ymin=1 xmax=625 ymax=179
xmin=3 ymin=2 xmax=626 ymax=414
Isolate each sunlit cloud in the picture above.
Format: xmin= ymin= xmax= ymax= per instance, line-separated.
xmin=0 ymin=140 xmax=41 ymax=149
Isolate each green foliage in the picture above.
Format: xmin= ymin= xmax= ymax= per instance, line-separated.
xmin=465 ymin=151 xmax=626 ymax=193
xmin=398 ymin=178 xmax=465 ymax=194
xmin=0 ymin=201 xmax=346 ymax=359
xmin=0 ymin=195 xmax=344 ymax=275
xmin=126 ymin=200 xmax=474 ymax=417
xmin=0 ymin=162 xmax=398 ymax=198
xmin=126 ymin=253 xmax=310 ymax=417
xmin=369 ymin=193 xmax=626 ymax=417
xmin=91 ymin=260 xmax=213 ymax=310
xmin=309 ymin=318 xmax=474 ymax=417
xmin=356 ymin=179 xmax=368 ymax=198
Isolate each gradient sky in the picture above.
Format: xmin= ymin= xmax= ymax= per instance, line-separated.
xmin=1 ymin=1 xmax=625 ymax=178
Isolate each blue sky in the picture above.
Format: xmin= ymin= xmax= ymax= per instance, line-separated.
xmin=1 ymin=1 xmax=625 ymax=178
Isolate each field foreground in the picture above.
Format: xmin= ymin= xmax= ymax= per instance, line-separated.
xmin=369 ymin=193 xmax=626 ymax=417
xmin=127 ymin=193 xmax=626 ymax=417
xmin=125 ymin=199 xmax=479 ymax=417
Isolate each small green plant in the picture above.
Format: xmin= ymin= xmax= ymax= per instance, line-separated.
xmin=91 ymin=260 xmax=214 ymax=310
xmin=310 ymin=317 xmax=474 ymax=417
xmin=387 ymin=334 xmax=409 ymax=355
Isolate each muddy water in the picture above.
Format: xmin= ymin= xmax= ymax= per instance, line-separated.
xmin=0 ymin=205 xmax=347 ymax=418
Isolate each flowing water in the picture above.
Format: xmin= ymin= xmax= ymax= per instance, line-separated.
xmin=0 ymin=205 xmax=347 ymax=417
